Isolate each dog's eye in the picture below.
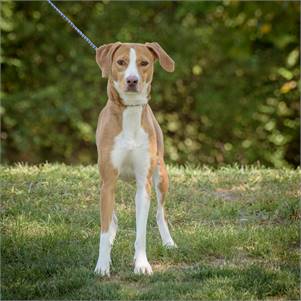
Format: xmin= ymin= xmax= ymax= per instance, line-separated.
xmin=140 ymin=61 xmax=149 ymax=66
xmin=117 ymin=60 xmax=126 ymax=66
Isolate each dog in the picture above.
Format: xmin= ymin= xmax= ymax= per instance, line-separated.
xmin=94 ymin=42 xmax=176 ymax=276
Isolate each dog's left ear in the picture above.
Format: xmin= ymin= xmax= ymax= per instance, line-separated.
xmin=145 ymin=42 xmax=175 ymax=72
xmin=96 ymin=42 xmax=121 ymax=78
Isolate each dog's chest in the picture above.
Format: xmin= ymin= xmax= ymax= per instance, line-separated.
xmin=111 ymin=107 xmax=149 ymax=180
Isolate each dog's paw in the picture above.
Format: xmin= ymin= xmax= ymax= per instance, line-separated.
xmin=134 ymin=257 xmax=153 ymax=275
xmin=94 ymin=257 xmax=111 ymax=277
xmin=164 ymin=240 xmax=177 ymax=249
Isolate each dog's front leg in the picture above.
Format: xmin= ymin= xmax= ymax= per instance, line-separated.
xmin=95 ymin=178 xmax=117 ymax=277
xmin=134 ymin=180 xmax=153 ymax=275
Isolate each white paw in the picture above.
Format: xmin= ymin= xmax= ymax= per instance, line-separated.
xmin=134 ymin=257 xmax=153 ymax=275
xmin=94 ymin=257 xmax=111 ymax=277
xmin=164 ymin=240 xmax=177 ymax=249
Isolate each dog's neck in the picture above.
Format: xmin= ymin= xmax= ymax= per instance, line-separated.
xmin=106 ymin=80 xmax=147 ymax=137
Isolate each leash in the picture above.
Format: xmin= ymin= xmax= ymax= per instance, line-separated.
xmin=47 ymin=0 xmax=97 ymax=50
xmin=47 ymin=0 xmax=145 ymax=108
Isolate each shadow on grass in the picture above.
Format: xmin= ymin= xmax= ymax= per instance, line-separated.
xmin=2 ymin=230 xmax=299 ymax=300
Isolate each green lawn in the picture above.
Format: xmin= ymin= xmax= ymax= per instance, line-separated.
xmin=1 ymin=164 xmax=300 ymax=300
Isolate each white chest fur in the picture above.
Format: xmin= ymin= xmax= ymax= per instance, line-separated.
xmin=111 ymin=106 xmax=150 ymax=181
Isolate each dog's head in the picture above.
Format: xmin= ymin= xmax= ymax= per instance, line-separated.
xmin=96 ymin=42 xmax=175 ymax=105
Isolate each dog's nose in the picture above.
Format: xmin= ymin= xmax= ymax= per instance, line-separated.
xmin=126 ymin=75 xmax=138 ymax=87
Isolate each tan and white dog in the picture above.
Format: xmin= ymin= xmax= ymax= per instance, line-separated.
xmin=94 ymin=42 xmax=176 ymax=276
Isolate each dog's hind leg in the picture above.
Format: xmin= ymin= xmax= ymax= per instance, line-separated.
xmin=153 ymin=159 xmax=176 ymax=248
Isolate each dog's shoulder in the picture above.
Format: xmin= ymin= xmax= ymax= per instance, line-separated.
xmin=96 ymin=102 xmax=123 ymax=149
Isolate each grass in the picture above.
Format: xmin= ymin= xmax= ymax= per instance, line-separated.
xmin=1 ymin=163 xmax=300 ymax=300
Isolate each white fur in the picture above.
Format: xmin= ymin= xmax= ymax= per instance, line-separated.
xmin=134 ymin=184 xmax=152 ymax=275
xmin=153 ymin=167 xmax=176 ymax=248
xmin=110 ymin=105 xmax=152 ymax=274
xmin=94 ymin=212 xmax=118 ymax=276
xmin=113 ymin=81 xmax=148 ymax=106
xmin=111 ymin=106 xmax=149 ymax=180
xmin=125 ymin=48 xmax=140 ymax=81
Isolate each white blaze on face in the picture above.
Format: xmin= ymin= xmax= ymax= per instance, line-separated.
xmin=113 ymin=47 xmax=148 ymax=105
xmin=125 ymin=48 xmax=140 ymax=81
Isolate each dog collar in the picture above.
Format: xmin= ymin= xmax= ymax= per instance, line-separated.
xmin=125 ymin=103 xmax=147 ymax=107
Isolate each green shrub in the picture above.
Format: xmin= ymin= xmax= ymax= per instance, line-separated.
xmin=1 ymin=2 xmax=300 ymax=166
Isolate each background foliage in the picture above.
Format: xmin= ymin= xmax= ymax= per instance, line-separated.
xmin=1 ymin=1 xmax=300 ymax=167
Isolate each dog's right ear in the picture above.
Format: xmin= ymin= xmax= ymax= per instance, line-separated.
xmin=96 ymin=42 xmax=121 ymax=78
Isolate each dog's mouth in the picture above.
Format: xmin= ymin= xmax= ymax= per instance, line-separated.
xmin=125 ymin=87 xmax=139 ymax=93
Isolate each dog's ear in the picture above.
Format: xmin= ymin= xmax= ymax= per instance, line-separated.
xmin=145 ymin=42 xmax=175 ymax=72
xmin=96 ymin=42 xmax=121 ymax=78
